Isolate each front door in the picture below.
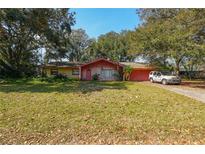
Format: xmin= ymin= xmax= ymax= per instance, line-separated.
xmin=86 ymin=69 xmax=92 ymax=80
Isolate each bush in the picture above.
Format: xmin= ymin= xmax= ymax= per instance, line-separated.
xmin=113 ymin=72 xmax=122 ymax=80
xmin=53 ymin=73 xmax=67 ymax=80
xmin=37 ymin=73 xmax=79 ymax=83
xmin=92 ymin=73 xmax=99 ymax=81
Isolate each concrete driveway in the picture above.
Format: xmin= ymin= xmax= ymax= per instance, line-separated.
xmin=144 ymin=82 xmax=205 ymax=103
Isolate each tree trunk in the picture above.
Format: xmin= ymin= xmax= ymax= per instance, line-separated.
xmin=176 ymin=62 xmax=180 ymax=76
xmin=123 ymin=73 xmax=126 ymax=81
xmin=123 ymin=72 xmax=130 ymax=81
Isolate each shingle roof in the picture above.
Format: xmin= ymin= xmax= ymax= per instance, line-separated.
xmin=43 ymin=61 xmax=83 ymax=68
xmin=42 ymin=60 xmax=155 ymax=69
xmin=80 ymin=58 xmax=123 ymax=67
xmin=180 ymin=64 xmax=205 ymax=71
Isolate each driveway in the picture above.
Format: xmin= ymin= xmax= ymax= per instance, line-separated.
xmin=144 ymin=82 xmax=205 ymax=103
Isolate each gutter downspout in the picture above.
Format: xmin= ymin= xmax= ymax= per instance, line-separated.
xmin=79 ymin=66 xmax=81 ymax=80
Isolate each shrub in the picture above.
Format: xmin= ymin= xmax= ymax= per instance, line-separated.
xmin=92 ymin=73 xmax=99 ymax=81
xmin=37 ymin=73 xmax=79 ymax=83
xmin=113 ymin=72 xmax=122 ymax=80
xmin=53 ymin=73 xmax=67 ymax=80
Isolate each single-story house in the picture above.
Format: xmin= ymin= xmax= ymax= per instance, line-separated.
xmin=42 ymin=58 xmax=155 ymax=81
xmin=179 ymin=64 xmax=205 ymax=79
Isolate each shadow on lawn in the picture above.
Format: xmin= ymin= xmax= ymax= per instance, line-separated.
xmin=0 ymin=80 xmax=128 ymax=93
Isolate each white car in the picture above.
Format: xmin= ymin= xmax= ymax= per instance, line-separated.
xmin=149 ymin=71 xmax=181 ymax=85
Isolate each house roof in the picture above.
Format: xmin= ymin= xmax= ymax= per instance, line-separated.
xmin=180 ymin=64 xmax=205 ymax=72
xmin=120 ymin=62 xmax=155 ymax=70
xmin=42 ymin=59 xmax=156 ymax=70
xmin=42 ymin=61 xmax=83 ymax=68
xmin=80 ymin=58 xmax=123 ymax=68
xmin=200 ymin=65 xmax=205 ymax=71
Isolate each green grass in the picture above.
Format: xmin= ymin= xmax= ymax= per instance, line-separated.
xmin=1 ymin=79 xmax=205 ymax=144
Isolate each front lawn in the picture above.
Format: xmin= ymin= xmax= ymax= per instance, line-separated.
xmin=1 ymin=79 xmax=205 ymax=144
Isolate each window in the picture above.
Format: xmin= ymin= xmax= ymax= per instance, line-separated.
xmin=153 ymin=72 xmax=157 ymax=76
xmin=51 ymin=69 xmax=58 ymax=75
xmin=157 ymin=72 xmax=161 ymax=76
xmin=101 ymin=69 xmax=115 ymax=80
xmin=72 ymin=69 xmax=79 ymax=75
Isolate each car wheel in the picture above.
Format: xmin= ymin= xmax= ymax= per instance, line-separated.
xmin=150 ymin=78 xmax=154 ymax=83
xmin=162 ymin=79 xmax=167 ymax=85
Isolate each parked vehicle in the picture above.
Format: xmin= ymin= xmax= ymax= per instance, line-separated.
xmin=149 ymin=71 xmax=181 ymax=85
